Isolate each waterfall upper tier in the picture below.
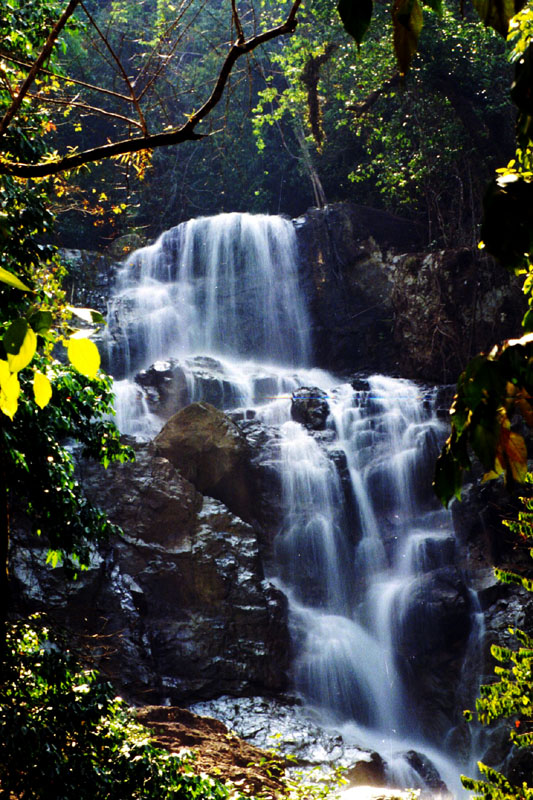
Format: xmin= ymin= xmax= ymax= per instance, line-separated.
xmin=106 ymin=213 xmax=312 ymax=379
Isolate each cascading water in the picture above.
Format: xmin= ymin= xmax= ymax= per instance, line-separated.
xmin=106 ymin=212 xmax=482 ymax=795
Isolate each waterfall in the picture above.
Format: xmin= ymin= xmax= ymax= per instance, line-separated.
xmin=106 ymin=212 xmax=481 ymax=795
xmin=106 ymin=212 xmax=311 ymax=377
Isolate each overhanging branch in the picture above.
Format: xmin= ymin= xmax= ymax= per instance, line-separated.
xmin=0 ymin=0 xmax=81 ymax=139
xmin=0 ymin=0 xmax=302 ymax=179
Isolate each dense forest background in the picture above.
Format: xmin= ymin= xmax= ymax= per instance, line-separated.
xmin=44 ymin=0 xmax=514 ymax=250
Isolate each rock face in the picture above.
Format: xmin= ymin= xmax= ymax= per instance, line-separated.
xmin=136 ymin=705 xmax=285 ymax=795
xmin=11 ymin=443 xmax=289 ymax=703
xmin=295 ymin=203 xmax=523 ymax=383
xmin=449 ymin=476 xmax=533 ymax=772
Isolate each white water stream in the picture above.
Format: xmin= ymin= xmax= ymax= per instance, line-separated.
xmin=106 ymin=212 xmax=482 ymax=796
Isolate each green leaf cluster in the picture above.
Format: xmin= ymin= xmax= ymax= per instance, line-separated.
xmin=461 ymin=480 xmax=533 ymax=799
xmin=0 ymin=12 xmax=132 ymax=582
xmin=0 ymin=616 xmax=234 ymax=800
xmin=434 ymin=335 xmax=533 ymax=505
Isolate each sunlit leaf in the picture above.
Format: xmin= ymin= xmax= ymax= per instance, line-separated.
xmin=516 ymin=393 xmax=533 ymax=426
xmin=0 ymin=266 xmax=32 ymax=292
xmin=45 ymin=549 xmax=62 ymax=568
xmin=33 ymin=372 xmax=52 ymax=409
xmin=6 ymin=324 xmax=37 ymax=373
xmin=0 ymin=362 xmax=20 ymax=419
xmin=67 ymin=306 xmax=106 ymax=325
xmin=503 ymin=429 xmax=528 ymax=481
xmin=67 ymin=336 xmax=100 ymax=379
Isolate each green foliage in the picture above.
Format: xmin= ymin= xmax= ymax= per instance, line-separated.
xmin=3 ymin=360 xmax=133 ymax=574
xmin=0 ymin=616 xmax=233 ymax=800
xmin=0 ymin=0 xmax=135 ymax=581
xmin=434 ymin=2 xmax=533 ymax=506
xmin=461 ymin=482 xmax=533 ymax=799
xmin=434 ymin=335 xmax=533 ymax=506
xmin=253 ymin=738 xmax=348 ymax=800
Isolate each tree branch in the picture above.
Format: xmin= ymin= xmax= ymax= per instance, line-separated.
xmin=0 ymin=48 xmax=133 ymax=103
xmin=80 ymin=1 xmax=148 ymax=135
xmin=0 ymin=0 xmax=302 ymax=178
xmin=28 ymin=93 xmax=144 ymax=130
xmin=346 ymin=73 xmax=401 ymax=115
xmin=0 ymin=0 xmax=81 ymax=140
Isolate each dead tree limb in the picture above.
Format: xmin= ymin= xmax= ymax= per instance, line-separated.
xmin=0 ymin=0 xmax=302 ymax=178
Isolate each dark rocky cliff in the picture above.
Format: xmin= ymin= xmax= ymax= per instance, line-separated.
xmin=295 ymin=203 xmax=524 ymax=383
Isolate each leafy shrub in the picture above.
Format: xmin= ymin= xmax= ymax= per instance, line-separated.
xmin=462 ymin=479 xmax=533 ymax=799
xmin=0 ymin=616 xmax=233 ymax=800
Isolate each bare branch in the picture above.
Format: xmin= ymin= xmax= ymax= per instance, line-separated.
xmin=28 ymin=93 xmax=144 ymax=129
xmin=0 ymin=0 xmax=303 ymax=179
xmin=0 ymin=0 xmax=81 ymax=139
xmin=80 ymin=1 xmax=148 ymax=134
xmin=135 ymin=0 xmax=201 ymax=102
xmin=346 ymin=73 xmax=401 ymax=115
xmin=0 ymin=48 xmax=133 ymax=103
xmin=232 ymin=0 xmax=246 ymax=44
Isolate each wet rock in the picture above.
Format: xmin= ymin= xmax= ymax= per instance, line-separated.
xmin=345 ymin=752 xmax=386 ymax=787
xmin=291 ymin=387 xmax=330 ymax=430
xmin=61 ymin=248 xmax=120 ymax=315
xmin=133 ymin=356 xmax=250 ymax=421
xmin=391 ymin=567 xmax=474 ymax=743
xmin=154 ymin=402 xmax=255 ymax=524
xmin=10 ymin=445 xmax=289 ymax=704
xmin=238 ymin=418 xmax=284 ymax=540
xmin=295 ymin=204 xmax=523 ymax=382
xmin=404 ymin=750 xmax=448 ymax=793
xmin=135 ymin=359 xmax=189 ymax=418
xmin=188 ymin=696 xmax=375 ymax=769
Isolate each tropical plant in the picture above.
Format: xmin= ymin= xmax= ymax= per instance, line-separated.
xmin=462 ymin=478 xmax=533 ymax=799
xmin=0 ymin=615 xmax=234 ymax=800
xmin=0 ymin=0 xmax=134 ymax=634
xmin=433 ymin=1 xmax=533 ymax=505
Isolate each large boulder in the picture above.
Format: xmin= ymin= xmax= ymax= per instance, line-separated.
xmin=154 ymin=402 xmax=255 ymax=524
xmin=10 ymin=444 xmax=289 ymax=704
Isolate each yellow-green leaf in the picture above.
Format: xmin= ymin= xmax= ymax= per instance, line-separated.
xmin=0 ymin=370 xmax=20 ymax=419
xmin=392 ymin=0 xmax=424 ymax=75
xmin=67 ymin=336 xmax=100 ymax=379
xmin=0 ymin=266 xmax=32 ymax=292
xmin=67 ymin=306 xmax=106 ymax=325
xmin=33 ymin=372 xmax=52 ymax=409
xmin=6 ymin=326 xmax=37 ymax=373
xmin=0 ymin=359 xmax=9 ymax=389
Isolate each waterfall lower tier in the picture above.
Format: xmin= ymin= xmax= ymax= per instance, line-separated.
xmin=106 ymin=213 xmax=483 ymax=796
